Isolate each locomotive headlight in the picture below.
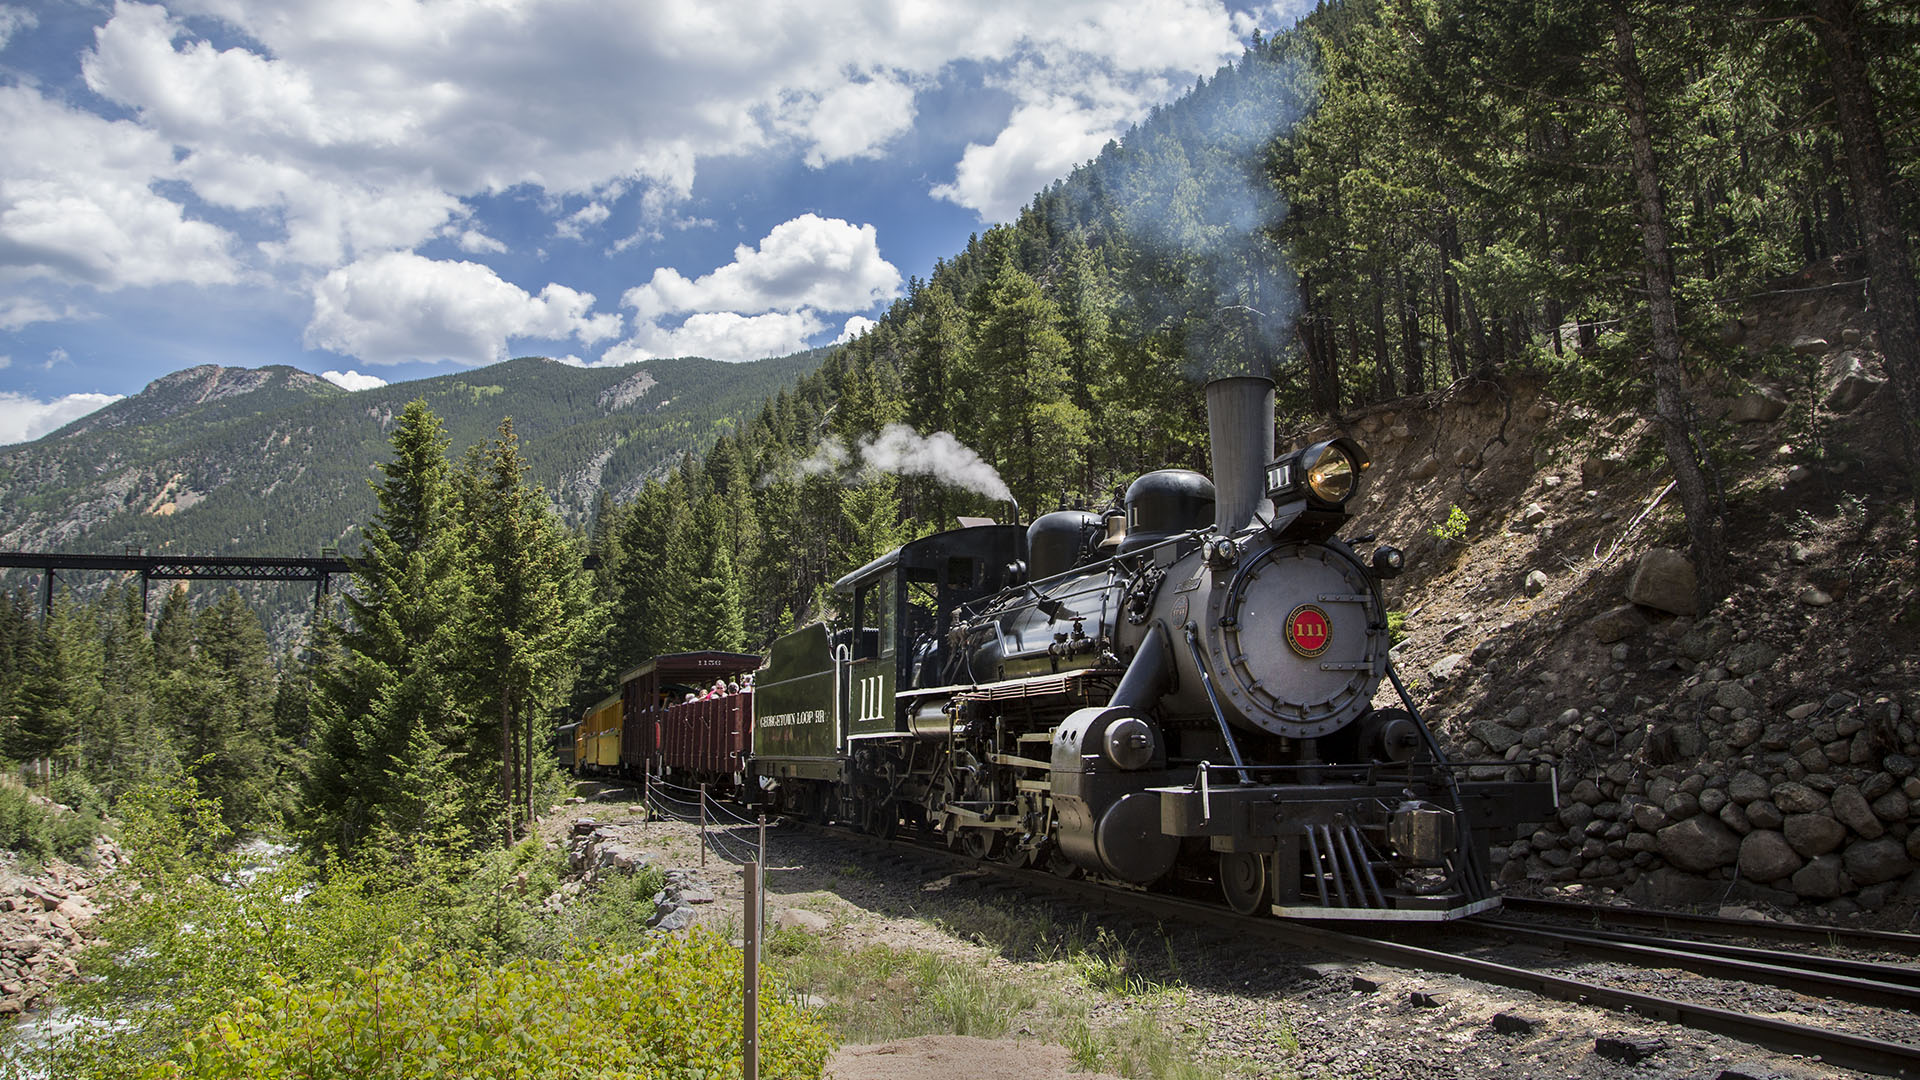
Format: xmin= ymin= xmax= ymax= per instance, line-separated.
xmin=1267 ymin=438 xmax=1372 ymax=510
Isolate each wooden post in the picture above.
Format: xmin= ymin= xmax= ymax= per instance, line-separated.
xmin=743 ymin=858 xmax=761 ymax=1080
xmin=699 ymin=782 xmax=708 ymax=869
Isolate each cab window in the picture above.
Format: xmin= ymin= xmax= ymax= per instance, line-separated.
xmin=853 ymin=570 xmax=895 ymax=660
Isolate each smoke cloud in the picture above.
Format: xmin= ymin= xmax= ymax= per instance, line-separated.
xmin=1112 ymin=49 xmax=1316 ymax=382
xmin=794 ymin=423 xmax=1012 ymax=501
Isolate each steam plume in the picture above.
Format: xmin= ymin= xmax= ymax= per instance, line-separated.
xmin=795 ymin=423 xmax=1011 ymax=501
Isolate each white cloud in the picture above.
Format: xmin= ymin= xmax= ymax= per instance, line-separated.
xmin=0 ymin=356 xmax=9 ymax=370
xmin=555 ymin=201 xmax=611 ymax=241
xmin=0 ymin=84 xmax=236 ymax=290
xmin=607 ymin=214 xmax=898 ymax=364
xmin=601 ymin=310 xmax=824 ymax=365
xmin=932 ymin=97 xmax=1135 ymax=223
xmin=305 ymin=251 xmax=622 ymax=366
xmin=0 ymin=391 xmax=124 ymax=445
xmin=58 ymin=1 xmax=1260 ymax=272
xmin=0 ymin=297 xmax=86 ymax=331
xmin=0 ymin=5 xmax=37 ymax=51
xmin=780 ymin=75 xmax=920 ymax=168
xmin=320 ymin=368 xmax=387 ymax=390
xmin=454 ymin=228 xmax=506 ymax=254
xmin=835 ymin=315 xmax=876 ymax=343
xmin=623 ymin=214 xmax=900 ymax=319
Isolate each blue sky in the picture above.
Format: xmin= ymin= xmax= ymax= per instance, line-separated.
xmin=0 ymin=0 xmax=1307 ymax=444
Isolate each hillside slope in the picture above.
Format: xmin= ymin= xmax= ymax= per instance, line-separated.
xmin=1332 ymin=259 xmax=1918 ymax=919
xmin=0 ymin=351 xmax=824 ymax=560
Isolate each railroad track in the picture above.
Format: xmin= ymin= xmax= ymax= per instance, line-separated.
xmin=1500 ymin=895 xmax=1920 ymax=955
xmin=763 ymin=818 xmax=1920 ymax=1079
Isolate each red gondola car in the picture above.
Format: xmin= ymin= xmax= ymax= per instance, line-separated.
xmin=616 ymin=651 xmax=760 ymax=787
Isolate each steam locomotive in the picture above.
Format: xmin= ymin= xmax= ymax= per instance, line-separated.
xmin=748 ymin=376 xmax=1555 ymax=920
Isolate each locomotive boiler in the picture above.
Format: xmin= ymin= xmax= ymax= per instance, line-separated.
xmin=751 ymin=376 xmax=1554 ymax=919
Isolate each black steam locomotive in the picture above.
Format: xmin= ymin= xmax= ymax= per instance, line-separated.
xmin=750 ymin=376 xmax=1554 ymax=919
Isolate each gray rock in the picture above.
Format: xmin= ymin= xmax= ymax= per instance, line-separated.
xmin=1831 ymin=785 xmax=1885 ymax=839
xmin=1799 ymin=587 xmax=1834 ymax=607
xmin=1843 ymin=838 xmax=1912 ymax=886
xmin=1725 ymin=642 xmax=1779 ymax=677
xmin=1729 ymin=387 xmax=1790 ymax=423
xmin=1791 ymin=854 xmax=1847 ymax=900
xmin=1658 ymin=815 xmax=1742 ymax=872
xmin=1591 ymin=604 xmax=1649 ymax=643
xmin=1727 ymin=718 xmax=1763 ymax=750
xmin=1427 ymin=653 xmax=1469 ymax=682
xmin=1519 ymin=503 xmax=1548 ymax=527
xmin=1738 ymin=831 xmax=1804 ymax=882
xmin=1888 ymin=754 xmax=1916 ymax=779
xmin=1470 ymin=718 xmax=1523 ymax=754
xmin=1863 ymin=772 xmax=1896 ymax=800
xmin=1570 ymin=778 xmax=1604 ymax=806
xmin=1662 ymin=792 xmax=1700 ymax=821
xmin=1783 ymin=813 xmax=1847 ymax=858
xmin=1631 ymin=803 xmax=1669 ymax=832
xmin=1728 ymin=770 xmax=1770 ymax=805
xmin=649 ymin=906 xmax=694 ymax=932
xmin=1873 ymin=790 xmax=1911 ymax=822
xmin=1824 ymin=352 xmax=1885 ymax=413
xmin=1524 ymin=569 xmax=1549 ymax=597
xmin=1771 ymin=782 xmax=1826 ymax=814
xmin=1790 ymin=335 xmax=1830 ymax=356
xmin=1715 ymin=682 xmax=1757 ymax=712
xmin=1720 ymin=802 xmax=1752 ymax=835
xmin=1785 ymin=701 xmax=1820 ymax=722
xmin=1627 ymin=549 xmax=1697 ymax=616
xmin=774 ymin=908 xmax=833 ymax=933
xmin=1698 ymin=788 xmax=1729 ymax=816
xmin=1746 ymin=799 xmax=1785 ymax=830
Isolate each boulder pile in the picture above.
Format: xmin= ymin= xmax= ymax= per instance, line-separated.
xmin=1447 ymin=549 xmax=1919 ymax=916
xmin=0 ymin=857 xmax=103 ymax=1016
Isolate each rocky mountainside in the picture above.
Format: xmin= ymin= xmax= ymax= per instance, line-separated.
xmin=1327 ymin=257 xmax=1918 ymax=921
xmin=0 ymin=351 xmax=823 ymax=562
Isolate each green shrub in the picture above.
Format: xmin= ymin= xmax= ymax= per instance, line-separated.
xmin=1428 ymin=504 xmax=1470 ymax=543
xmin=136 ymin=930 xmax=832 ymax=1080
xmin=0 ymin=778 xmax=96 ymax=864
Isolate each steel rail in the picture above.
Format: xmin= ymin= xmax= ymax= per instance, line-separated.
xmin=1503 ymin=896 xmax=1920 ymax=955
xmin=1479 ymin=918 xmax=1920 ymax=987
xmin=1464 ymin=920 xmax=1920 ymax=1012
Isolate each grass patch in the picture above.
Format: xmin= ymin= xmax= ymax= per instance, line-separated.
xmin=767 ymin=921 xmax=1253 ymax=1080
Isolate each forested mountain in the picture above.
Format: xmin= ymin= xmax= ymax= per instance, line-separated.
xmin=583 ymin=0 xmax=1919 ymax=710
xmin=0 ymin=349 xmax=826 ymax=562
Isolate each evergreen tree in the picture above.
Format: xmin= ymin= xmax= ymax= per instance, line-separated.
xmin=177 ymin=590 xmax=276 ymax=826
xmin=302 ymin=399 xmax=469 ymax=856
xmin=454 ymin=418 xmax=599 ymax=842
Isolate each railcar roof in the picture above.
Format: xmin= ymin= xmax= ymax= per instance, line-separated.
xmin=616 ymin=650 xmax=762 ymax=685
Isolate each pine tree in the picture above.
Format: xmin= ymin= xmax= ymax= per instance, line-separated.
xmin=454 ymin=418 xmax=599 ymax=842
xmin=302 ymin=399 xmax=469 ymax=856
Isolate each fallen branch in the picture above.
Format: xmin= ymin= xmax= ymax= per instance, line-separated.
xmin=1596 ymin=479 xmax=1678 ymax=567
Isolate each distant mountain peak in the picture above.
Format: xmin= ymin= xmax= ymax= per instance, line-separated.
xmin=57 ymin=364 xmax=338 ymax=439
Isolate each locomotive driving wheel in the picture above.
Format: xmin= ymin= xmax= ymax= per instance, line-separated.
xmin=1218 ymin=851 xmax=1270 ymax=916
xmin=862 ymin=796 xmax=899 ymax=840
xmin=955 ymin=827 xmax=1000 ymax=860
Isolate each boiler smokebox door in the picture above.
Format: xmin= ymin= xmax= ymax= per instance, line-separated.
xmin=1210 ymin=543 xmax=1384 ymax=739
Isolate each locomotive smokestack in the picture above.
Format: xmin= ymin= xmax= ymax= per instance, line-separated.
xmin=1206 ymin=376 xmax=1276 ymax=534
